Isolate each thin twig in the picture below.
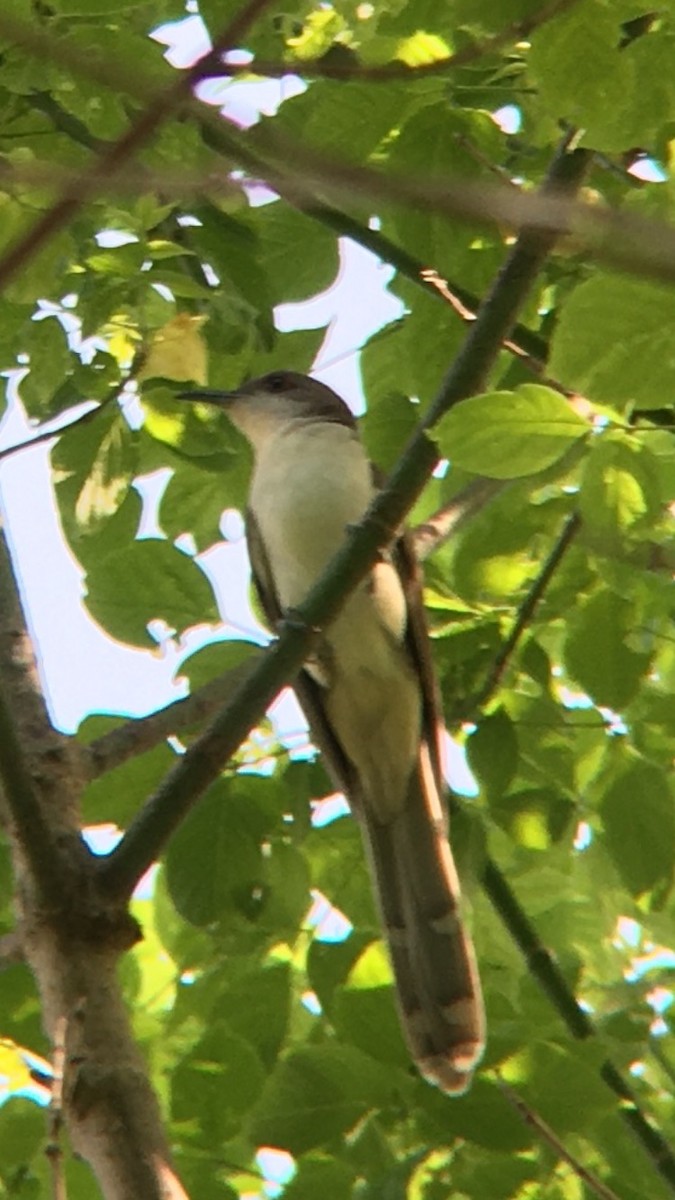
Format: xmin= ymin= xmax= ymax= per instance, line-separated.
xmin=0 ymin=401 xmax=107 ymax=463
xmin=227 ymin=124 xmax=675 ymax=288
xmin=498 ymin=1078 xmax=623 ymax=1200
xmin=0 ymin=149 xmax=551 ymax=369
xmin=471 ymin=510 xmax=581 ymax=710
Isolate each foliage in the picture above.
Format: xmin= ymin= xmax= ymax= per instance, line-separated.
xmin=0 ymin=0 xmax=674 ymax=1198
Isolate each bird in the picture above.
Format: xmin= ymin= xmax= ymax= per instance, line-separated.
xmin=180 ymin=369 xmax=485 ymax=1094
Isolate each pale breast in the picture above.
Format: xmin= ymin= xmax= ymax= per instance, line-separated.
xmin=250 ymin=421 xmax=375 ymax=610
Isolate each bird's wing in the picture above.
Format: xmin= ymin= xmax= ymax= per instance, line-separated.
xmin=245 ymin=506 xmax=359 ymax=799
xmin=392 ymin=530 xmax=445 ymax=789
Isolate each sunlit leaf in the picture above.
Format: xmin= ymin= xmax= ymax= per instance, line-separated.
xmin=434 ymin=386 xmax=589 ymax=478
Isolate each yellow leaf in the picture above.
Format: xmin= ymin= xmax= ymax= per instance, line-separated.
xmin=107 ymin=322 xmax=139 ymax=368
xmin=0 ymin=1040 xmax=39 ymax=1096
xmin=138 ymin=314 xmax=208 ymax=385
xmin=396 ymin=31 xmax=451 ymax=67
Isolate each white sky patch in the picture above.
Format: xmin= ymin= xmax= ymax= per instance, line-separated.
xmin=82 ymin=825 xmax=159 ymax=898
xmin=492 ymin=104 xmax=522 ymax=134
xmin=573 ymin=820 xmax=592 ymax=851
xmin=443 ymin=731 xmax=479 ymax=797
xmin=256 ymin=1148 xmax=295 ymax=1199
xmin=301 ymin=989 xmax=322 ymax=1015
xmin=152 ymin=14 xmax=306 ymax=129
xmin=615 ymin=916 xmax=642 ymax=949
xmin=311 ymin=793 xmax=350 ymax=826
xmin=627 ymin=947 xmax=675 ymax=982
xmin=307 ymin=889 xmax=353 ymax=942
xmin=627 ymin=157 xmax=668 ymax=183
xmin=276 ymin=236 xmax=404 ymax=409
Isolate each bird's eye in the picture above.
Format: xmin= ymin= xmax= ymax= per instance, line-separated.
xmin=267 ymin=372 xmax=288 ymax=392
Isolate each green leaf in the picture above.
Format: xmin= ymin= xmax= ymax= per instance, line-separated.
xmin=165 ymin=779 xmax=272 ymax=927
xmin=549 ymin=275 xmax=675 ymax=409
xmin=580 ymin=433 xmax=662 ymax=546
xmin=213 ymin=959 xmax=291 ymax=1070
xmin=82 ymin=741 xmax=177 ymax=825
xmin=304 ymin=815 xmax=376 ymax=929
xmin=434 ymin=386 xmax=588 ymax=478
xmin=172 ymin=1023 xmax=265 ymax=1142
xmin=260 ymin=78 xmax=408 ymax=165
xmin=141 ymin=385 xmax=245 ymax=460
xmin=600 ymin=759 xmax=675 ymax=897
xmin=84 ymin=538 xmax=218 ymax=646
xmin=564 ymin=587 xmax=651 ymax=710
xmin=64 ymin=415 xmax=135 ymax=535
xmin=177 ymin=640 xmax=262 ymax=692
xmin=528 ymin=2 xmax=634 ymax=151
xmin=56 ymin=0 xmax=151 ymax=9
xmin=249 ymin=1043 xmax=395 ymax=1154
xmin=419 ymin=1077 xmax=532 ymax=1152
xmin=0 ymin=1099 xmax=44 ymax=1171
xmin=513 ymin=1039 xmax=613 ymax=1134
xmin=20 ymin=316 xmax=73 ymax=418
xmin=159 ymin=455 xmax=250 ymax=550
xmin=250 ymin=202 xmax=340 ymax=304
xmin=490 ymin=788 xmax=575 ymax=850
xmin=384 ymin=104 xmax=505 ymax=294
xmin=333 ymin=941 xmax=409 ymax=1072
xmin=307 ymin=932 xmax=378 ymax=1018
xmin=466 ymin=709 xmax=518 ymax=800
xmin=362 ymin=393 xmax=419 ymax=471
xmin=283 ymin=1154 xmax=354 ymax=1200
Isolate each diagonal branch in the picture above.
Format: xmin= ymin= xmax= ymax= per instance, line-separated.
xmin=85 ymin=661 xmax=261 ymax=779
xmin=97 ymin=134 xmax=590 ymax=899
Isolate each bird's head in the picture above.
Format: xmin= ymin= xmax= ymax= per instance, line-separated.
xmin=179 ymin=370 xmax=356 ymax=451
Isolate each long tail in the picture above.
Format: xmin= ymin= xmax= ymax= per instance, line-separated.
xmin=359 ymin=748 xmax=485 ymax=1094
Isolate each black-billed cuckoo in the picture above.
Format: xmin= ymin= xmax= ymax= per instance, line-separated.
xmin=182 ymin=370 xmax=485 ymax=1094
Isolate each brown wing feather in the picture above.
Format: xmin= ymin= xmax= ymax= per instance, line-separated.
xmin=245 ymin=507 xmax=359 ymax=797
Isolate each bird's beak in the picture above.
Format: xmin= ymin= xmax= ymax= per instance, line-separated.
xmin=177 ymin=389 xmax=239 ymax=405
